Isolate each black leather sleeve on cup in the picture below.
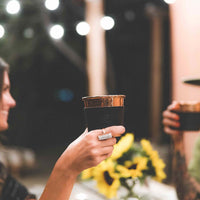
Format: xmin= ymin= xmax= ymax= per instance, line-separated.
xmin=1 ymin=175 xmax=31 ymax=200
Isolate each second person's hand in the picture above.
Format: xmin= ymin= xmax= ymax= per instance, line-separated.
xmin=162 ymin=101 xmax=181 ymax=135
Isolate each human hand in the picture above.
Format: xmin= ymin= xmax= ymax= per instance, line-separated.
xmin=57 ymin=125 xmax=125 ymax=175
xmin=162 ymin=101 xmax=181 ymax=135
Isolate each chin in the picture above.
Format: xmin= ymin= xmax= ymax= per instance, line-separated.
xmin=0 ymin=123 xmax=9 ymax=132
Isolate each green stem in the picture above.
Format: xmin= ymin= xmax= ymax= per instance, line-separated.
xmin=120 ymin=179 xmax=140 ymax=200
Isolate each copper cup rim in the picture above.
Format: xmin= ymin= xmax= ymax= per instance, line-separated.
xmin=82 ymin=94 xmax=125 ymax=100
xmin=174 ymin=101 xmax=200 ymax=112
xmin=82 ymin=94 xmax=125 ymax=108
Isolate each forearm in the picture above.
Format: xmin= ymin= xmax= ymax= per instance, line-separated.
xmin=39 ymin=161 xmax=78 ymax=200
xmin=39 ymin=126 xmax=125 ymax=200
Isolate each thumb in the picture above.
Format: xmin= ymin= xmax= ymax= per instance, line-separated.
xmin=168 ymin=101 xmax=180 ymax=110
xmin=83 ymin=128 xmax=88 ymax=135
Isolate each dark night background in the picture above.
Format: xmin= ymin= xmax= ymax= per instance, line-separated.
xmin=0 ymin=0 xmax=171 ymax=150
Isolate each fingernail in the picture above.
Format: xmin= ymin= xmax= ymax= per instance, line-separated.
xmin=175 ymin=115 xmax=180 ymax=120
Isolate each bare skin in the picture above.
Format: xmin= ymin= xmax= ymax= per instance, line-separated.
xmin=162 ymin=101 xmax=181 ymax=135
xmin=40 ymin=126 xmax=125 ymax=200
xmin=163 ymin=101 xmax=200 ymax=199
xmin=0 ymin=70 xmax=126 ymax=200
xmin=0 ymin=71 xmax=16 ymax=131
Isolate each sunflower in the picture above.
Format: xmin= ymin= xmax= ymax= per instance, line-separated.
xmin=81 ymin=133 xmax=167 ymax=198
xmin=140 ymin=139 xmax=153 ymax=156
xmin=93 ymin=159 xmax=120 ymax=199
xmin=154 ymin=167 xmax=167 ymax=182
xmin=141 ymin=139 xmax=166 ymax=182
xmin=117 ymin=156 xmax=148 ymax=179
xmin=81 ymin=167 xmax=95 ymax=180
xmin=111 ymin=133 xmax=134 ymax=160
xmin=131 ymin=156 xmax=148 ymax=171
xmin=151 ymin=157 xmax=166 ymax=182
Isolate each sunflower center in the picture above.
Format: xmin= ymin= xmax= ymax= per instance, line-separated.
xmin=128 ymin=163 xmax=137 ymax=170
xmin=104 ymin=171 xmax=114 ymax=185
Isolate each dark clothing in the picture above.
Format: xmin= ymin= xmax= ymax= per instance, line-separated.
xmin=0 ymin=162 xmax=36 ymax=200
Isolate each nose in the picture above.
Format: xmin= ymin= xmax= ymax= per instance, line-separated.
xmin=8 ymin=93 xmax=16 ymax=108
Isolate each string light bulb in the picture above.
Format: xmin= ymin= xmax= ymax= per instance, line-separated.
xmin=76 ymin=22 xmax=90 ymax=36
xmin=100 ymin=16 xmax=115 ymax=30
xmin=49 ymin=24 xmax=64 ymax=40
xmin=0 ymin=25 xmax=5 ymax=39
xmin=163 ymin=0 xmax=176 ymax=4
xmin=45 ymin=0 xmax=59 ymax=11
xmin=6 ymin=0 xmax=21 ymax=15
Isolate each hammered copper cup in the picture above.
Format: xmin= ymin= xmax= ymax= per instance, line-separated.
xmin=171 ymin=101 xmax=200 ymax=130
xmin=82 ymin=95 xmax=125 ymax=131
xmin=171 ymin=101 xmax=200 ymax=200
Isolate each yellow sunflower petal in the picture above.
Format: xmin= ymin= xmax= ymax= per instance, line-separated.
xmin=93 ymin=159 xmax=120 ymax=199
xmin=141 ymin=139 xmax=153 ymax=156
xmin=111 ymin=133 xmax=134 ymax=160
xmin=117 ymin=165 xmax=132 ymax=178
xmin=81 ymin=167 xmax=94 ymax=180
xmin=133 ymin=156 xmax=148 ymax=171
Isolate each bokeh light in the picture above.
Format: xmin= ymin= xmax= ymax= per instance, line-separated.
xmin=100 ymin=16 xmax=115 ymax=30
xmin=55 ymin=89 xmax=74 ymax=102
xmin=124 ymin=10 xmax=135 ymax=21
xmin=0 ymin=25 xmax=5 ymax=39
xmin=45 ymin=0 xmax=60 ymax=11
xmin=163 ymin=0 xmax=176 ymax=4
xmin=23 ymin=28 xmax=34 ymax=39
xmin=6 ymin=0 xmax=21 ymax=15
xmin=76 ymin=22 xmax=90 ymax=36
xmin=49 ymin=24 xmax=64 ymax=40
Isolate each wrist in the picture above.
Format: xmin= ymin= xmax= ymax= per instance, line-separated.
xmin=40 ymin=155 xmax=79 ymax=200
xmin=55 ymin=151 xmax=80 ymax=178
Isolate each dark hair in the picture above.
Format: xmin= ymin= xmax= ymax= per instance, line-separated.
xmin=0 ymin=57 xmax=9 ymax=99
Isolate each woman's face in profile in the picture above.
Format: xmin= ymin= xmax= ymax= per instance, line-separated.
xmin=0 ymin=71 xmax=16 ymax=131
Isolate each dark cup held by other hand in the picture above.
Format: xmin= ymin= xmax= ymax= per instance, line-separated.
xmin=171 ymin=101 xmax=200 ymax=131
xmin=82 ymin=95 xmax=125 ymax=131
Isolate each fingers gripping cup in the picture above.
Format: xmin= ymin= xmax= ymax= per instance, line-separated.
xmin=171 ymin=102 xmax=200 ymax=199
xmin=172 ymin=101 xmax=200 ymax=131
xmin=82 ymin=95 xmax=125 ymax=131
